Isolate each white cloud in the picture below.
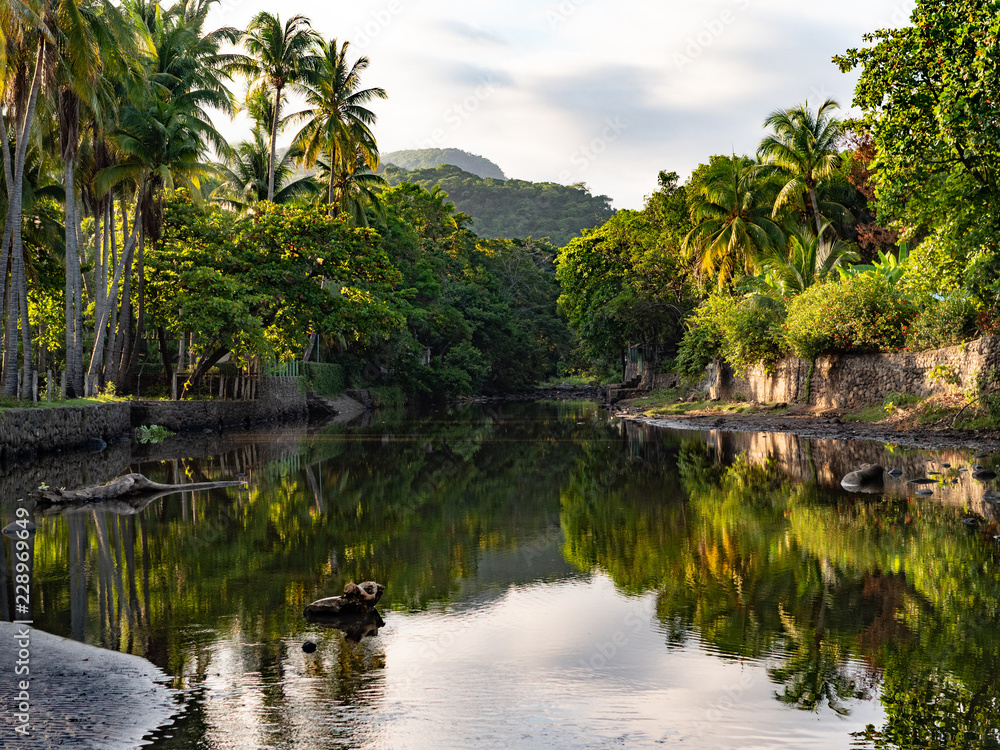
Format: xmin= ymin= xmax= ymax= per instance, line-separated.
xmin=208 ymin=0 xmax=916 ymax=209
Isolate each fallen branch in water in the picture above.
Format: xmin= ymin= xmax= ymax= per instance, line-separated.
xmin=37 ymin=473 xmax=246 ymax=504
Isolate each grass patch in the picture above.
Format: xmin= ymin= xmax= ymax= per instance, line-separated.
xmin=843 ymin=405 xmax=889 ymax=423
xmin=0 ymin=394 xmax=126 ymax=412
xmin=844 ymin=393 xmax=927 ymax=423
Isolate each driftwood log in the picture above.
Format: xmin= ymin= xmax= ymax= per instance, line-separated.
xmin=304 ymin=581 xmax=385 ymax=617
xmin=37 ymin=473 xmax=246 ymax=505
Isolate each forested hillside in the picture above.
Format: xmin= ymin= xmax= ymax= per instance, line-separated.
xmin=381 ymin=148 xmax=507 ymax=179
xmin=382 ymin=164 xmax=615 ymax=247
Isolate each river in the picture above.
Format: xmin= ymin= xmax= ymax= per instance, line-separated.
xmin=3 ymin=401 xmax=1000 ymax=748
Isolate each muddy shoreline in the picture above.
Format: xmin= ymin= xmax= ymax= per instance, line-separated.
xmin=614 ymin=406 xmax=1000 ymax=452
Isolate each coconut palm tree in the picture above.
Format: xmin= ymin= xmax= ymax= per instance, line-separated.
xmin=683 ymin=155 xmax=784 ymax=288
xmin=230 ymin=12 xmax=319 ymax=202
xmin=759 ymin=221 xmax=860 ymax=296
xmin=292 ymin=37 xmax=386 ymax=216
xmin=313 ymin=142 xmax=386 ymax=225
xmin=758 ymin=99 xmax=844 ymax=237
xmin=215 ymin=128 xmax=318 ymax=210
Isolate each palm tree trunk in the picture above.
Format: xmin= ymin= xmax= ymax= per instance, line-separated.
xmin=64 ymin=159 xmax=81 ymax=396
xmin=267 ymin=83 xmax=283 ymax=202
xmin=2 ymin=40 xmax=45 ymax=397
xmin=121 ymin=230 xmax=145 ymax=391
xmin=809 ymin=184 xmax=823 ymax=238
xmin=0 ymin=111 xmax=14 ymax=370
xmin=86 ymin=202 xmax=141 ymax=390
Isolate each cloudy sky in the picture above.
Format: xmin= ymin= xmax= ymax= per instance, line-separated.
xmin=207 ymin=0 xmax=915 ymax=209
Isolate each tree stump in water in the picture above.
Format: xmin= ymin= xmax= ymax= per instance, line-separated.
xmin=37 ymin=473 xmax=246 ymax=505
xmin=304 ymin=582 xmax=385 ymax=617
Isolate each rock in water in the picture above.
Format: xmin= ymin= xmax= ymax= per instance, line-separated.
xmin=302 ymin=642 xmax=317 ymax=653
xmin=908 ymin=478 xmax=938 ymax=485
xmin=915 ymin=489 xmax=935 ymax=497
xmin=304 ymin=581 xmax=385 ymax=617
xmin=842 ymin=464 xmax=885 ymax=490
xmin=888 ymin=469 xmax=903 ymax=478
xmin=974 ymin=470 xmax=998 ymax=481
xmin=2 ymin=520 xmax=36 ymax=537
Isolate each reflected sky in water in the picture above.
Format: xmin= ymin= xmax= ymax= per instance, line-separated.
xmin=3 ymin=402 xmax=1000 ymax=749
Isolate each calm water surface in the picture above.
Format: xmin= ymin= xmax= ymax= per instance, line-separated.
xmin=4 ymin=402 xmax=1000 ymax=749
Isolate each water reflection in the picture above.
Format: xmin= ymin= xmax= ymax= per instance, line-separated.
xmin=2 ymin=403 xmax=999 ymax=748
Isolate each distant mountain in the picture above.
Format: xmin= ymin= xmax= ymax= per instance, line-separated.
xmin=380 ymin=149 xmax=507 ymax=180
xmin=382 ymin=164 xmax=615 ymax=247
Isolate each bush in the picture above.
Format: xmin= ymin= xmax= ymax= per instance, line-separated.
xmin=302 ymin=362 xmax=347 ymax=398
xmin=785 ymin=274 xmax=914 ymax=358
xmin=904 ymin=296 xmax=978 ymax=351
xmin=676 ymin=293 xmax=786 ymax=377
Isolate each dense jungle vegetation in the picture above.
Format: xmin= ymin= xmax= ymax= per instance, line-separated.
xmin=0 ymin=0 xmax=997 ymax=405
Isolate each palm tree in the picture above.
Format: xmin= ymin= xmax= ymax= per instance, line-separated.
xmin=760 ymin=222 xmax=860 ymax=296
xmin=314 ymin=143 xmax=386 ymax=225
xmin=683 ymin=155 xmax=784 ymax=288
xmin=215 ymin=128 xmax=317 ymax=210
xmin=292 ymin=38 xmax=386 ymax=216
xmin=758 ymin=99 xmax=843 ymax=237
xmin=230 ymin=12 xmax=319 ymax=202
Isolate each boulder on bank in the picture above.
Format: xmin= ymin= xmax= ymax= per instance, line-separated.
xmin=842 ymin=464 xmax=885 ymax=491
xmin=304 ymin=581 xmax=384 ymax=617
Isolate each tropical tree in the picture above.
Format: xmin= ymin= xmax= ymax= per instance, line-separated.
xmin=683 ymin=155 xmax=784 ymax=288
xmin=293 ymin=38 xmax=386 ymax=217
xmin=312 ymin=143 xmax=386 ymax=225
xmin=230 ymin=12 xmax=319 ymax=202
xmin=757 ymin=99 xmax=844 ymax=237
xmin=215 ymin=128 xmax=317 ymax=210
xmin=760 ymin=222 xmax=860 ymax=296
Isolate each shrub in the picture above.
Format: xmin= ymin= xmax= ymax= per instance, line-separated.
xmin=905 ymin=296 xmax=977 ymax=351
xmin=785 ymin=273 xmax=914 ymax=359
xmin=302 ymin=362 xmax=347 ymax=398
xmin=677 ymin=293 xmax=786 ymax=377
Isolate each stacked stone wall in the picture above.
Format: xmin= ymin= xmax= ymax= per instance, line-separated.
xmin=711 ymin=336 xmax=1000 ymax=409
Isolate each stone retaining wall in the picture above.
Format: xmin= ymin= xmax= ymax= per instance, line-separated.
xmin=710 ymin=335 xmax=1000 ymax=409
xmin=0 ymin=402 xmax=132 ymax=461
xmin=0 ymin=377 xmax=306 ymax=463
xmin=131 ymin=376 xmax=306 ymax=433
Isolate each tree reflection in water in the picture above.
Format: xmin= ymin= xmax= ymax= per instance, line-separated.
xmin=6 ymin=403 xmax=1000 ymax=748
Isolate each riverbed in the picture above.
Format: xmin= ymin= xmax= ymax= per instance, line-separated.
xmin=3 ymin=402 xmax=1000 ymax=748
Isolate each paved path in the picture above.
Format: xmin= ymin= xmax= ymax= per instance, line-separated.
xmin=0 ymin=623 xmax=178 ymax=749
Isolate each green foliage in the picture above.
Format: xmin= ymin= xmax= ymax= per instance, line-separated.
xmin=904 ymin=296 xmax=977 ymax=352
xmin=684 ymin=154 xmax=784 ymax=288
xmin=784 ymin=274 xmax=914 ymax=358
xmin=382 ymin=164 xmax=614 ymax=247
xmin=381 ymin=148 xmax=506 ymax=179
xmin=349 ymin=183 xmax=569 ymax=396
xmin=149 ymin=193 xmax=403 ymax=372
xmin=302 ymin=362 xmax=346 ymax=398
xmin=677 ymin=293 xmax=786 ymax=376
xmin=557 ymin=178 xmax=696 ymax=378
xmin=136 ymin=425 xmax=176 ymax=444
